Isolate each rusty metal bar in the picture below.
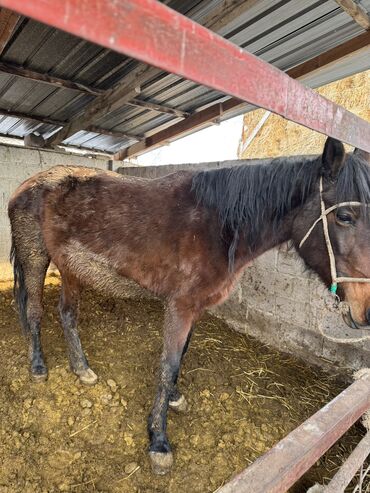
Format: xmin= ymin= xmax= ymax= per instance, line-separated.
xmin=218 ymin=372 xmax=370 ymax=493
xmin=0 ymin=0 xmax=369 ymax=152
xmin=115 ymin=31 xmax=370 ymax=160
xmin=324 ymin=432 xmax=370 ymax=493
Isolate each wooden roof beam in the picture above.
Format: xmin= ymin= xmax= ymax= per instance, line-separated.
xmin=0 ymin=60 xmax=105 ymax=95
xmin=17 ymin=0 xmax=260 ymax=148
xmin=127 ymin=98 xmax=190 ymax=118
xmin=114 ymin=99 xmax=246 ymax=160
xmin=334 ymin=0 xmax=370 ymax=30
xmin=0 ymin=60 xmax=192 ymax=119
xmin=43 ymin=64 xmax=159 ymax=147
xmin=0 ymin=109 xmax=143 ymax=143
xmin=0 ymin=7 xmax=20 ymax=55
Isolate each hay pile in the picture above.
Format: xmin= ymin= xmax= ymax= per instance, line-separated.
xmin=239 ymin=70 xmax=370 ymax=159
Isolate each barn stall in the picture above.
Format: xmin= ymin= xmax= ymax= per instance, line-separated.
xmin=0 ymin=1 xmax=370 ymax=492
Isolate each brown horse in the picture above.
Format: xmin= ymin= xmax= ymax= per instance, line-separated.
xmin=8 ymin=137 xmax=370 ymax=474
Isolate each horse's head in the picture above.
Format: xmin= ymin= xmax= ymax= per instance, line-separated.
xmin=293 ymin=137 xmax=370 ymax=329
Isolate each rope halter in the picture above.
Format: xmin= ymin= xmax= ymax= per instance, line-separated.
xmin=299 ymin=176 xmax=370 ymax=294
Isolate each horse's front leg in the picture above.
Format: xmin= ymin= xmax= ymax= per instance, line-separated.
xmin=168 ymin=326 xmax=193 ymax=413
xmin=148 ymin=300 xmax=194 ymax=475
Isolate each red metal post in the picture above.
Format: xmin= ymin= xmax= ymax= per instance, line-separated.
xmin=218 ymin=372 xmax=370 ymax=493
xmin=0 ymin=0 xmax=369 ymax=152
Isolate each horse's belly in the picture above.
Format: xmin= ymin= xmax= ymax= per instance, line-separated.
xmin=62 ymin=240 xmax=147 ymax=298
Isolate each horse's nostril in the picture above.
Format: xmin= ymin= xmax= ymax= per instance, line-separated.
xmin=366 ymin=309 xmax=370 ymax=325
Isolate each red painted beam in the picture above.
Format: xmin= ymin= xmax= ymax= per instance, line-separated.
xmin=218 ymin=372 xmax=370 ymax=493
xmin=1 ymin=0 xmax=369 ymax=151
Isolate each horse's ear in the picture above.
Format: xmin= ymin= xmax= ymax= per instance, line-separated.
xmin=354 ymin=147 xmax=370 ymax=164
xmin=321 ymin=137 xmax=345 ymax=178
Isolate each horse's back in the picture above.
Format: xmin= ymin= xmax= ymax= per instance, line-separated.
xmin=9 ymin=165 xmax=123 ymax=206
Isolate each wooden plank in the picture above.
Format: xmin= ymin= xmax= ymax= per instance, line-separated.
xmin=0 ymin=7 xmax=19 ymax=55
xmin=0 ymin=60 xmax=105 ymax=95
xmin=115 ymin=32 xmax=370 ymax=159
xmin=3 ymin=0 xmax=365 ymax=150
xmin=218 ymin=372 xmax=370 ymax=493
xmin=334 ymin=0 xmax=370 ymax=30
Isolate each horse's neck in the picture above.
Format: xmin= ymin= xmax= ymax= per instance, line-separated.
xmin=233 ymin=204 xmax=302 ymax=269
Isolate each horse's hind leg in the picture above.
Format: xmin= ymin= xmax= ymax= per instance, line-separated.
xmin=10 ymin=214 xmax=50 ymax=381
xmin=58 ymin=272 xmax=97 ymax=385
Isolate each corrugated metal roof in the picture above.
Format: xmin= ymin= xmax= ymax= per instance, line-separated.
xmin=0 ymin=0 xmax=367 ymax=154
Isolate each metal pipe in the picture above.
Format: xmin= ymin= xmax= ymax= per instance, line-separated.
xmin=218 ymin=372 xmax=370 ymax=493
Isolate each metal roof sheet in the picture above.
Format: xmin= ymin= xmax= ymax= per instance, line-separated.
xmin=0 ymin=0 xmax=367 ymax=154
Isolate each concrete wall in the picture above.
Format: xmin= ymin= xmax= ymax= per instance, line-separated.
xmin=118 ymin=162 xmax=370 ymax=373
xmin=0 ymin=145 xmax=109 ymax=279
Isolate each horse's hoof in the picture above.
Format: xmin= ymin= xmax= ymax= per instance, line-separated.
xmin=169 ymin=394 xmax=187 ymax=413
xmin=76 ymin=368 xmax=98 ymax=386
xmin=149 ymin=451 xmax=174 ymax=475
xmin=30 ymin=368 xmax=48 ymax=383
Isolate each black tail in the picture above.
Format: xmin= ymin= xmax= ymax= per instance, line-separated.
xmin=10 ymin=239 xmax=29 ymax=334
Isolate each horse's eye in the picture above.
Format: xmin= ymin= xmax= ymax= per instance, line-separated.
xmin=336 ymin=211 xmax=354 ymax=225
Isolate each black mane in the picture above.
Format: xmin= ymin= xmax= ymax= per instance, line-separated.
xmin=191 ymin=152 xmax=370 ymax=268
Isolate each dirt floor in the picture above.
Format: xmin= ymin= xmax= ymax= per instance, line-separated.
xmin=0 ymin=277 xmax=366 ymax=493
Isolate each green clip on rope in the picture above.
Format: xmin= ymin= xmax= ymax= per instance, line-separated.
xmin=330 ymin=283 xmax=337 ymax=295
